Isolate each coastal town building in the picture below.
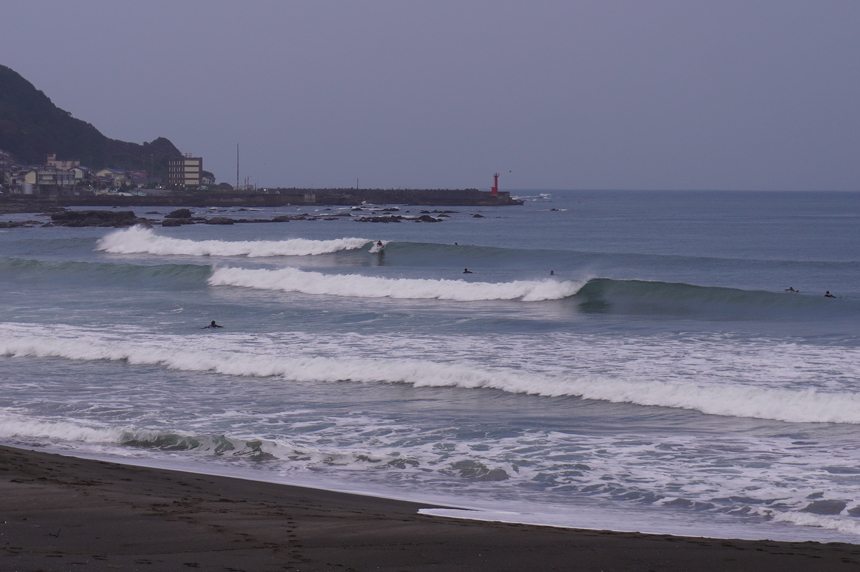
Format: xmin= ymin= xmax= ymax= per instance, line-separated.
xmin=0 ymin=149 xmax=181 ymax=195
xmin=2 ymin=169 xmax=26 ymax=193
xmin=70 ymin=166 xmax=91 ymax=182
xmin=46 ymin=153 xmax=80 ymax=171
xmin=95 ymin=167 xmax=129 ymax=185
xmin=168 ymin=154 xmax=203 ymax=190
xmin=24 ymin=168 xmax=75 ymax=195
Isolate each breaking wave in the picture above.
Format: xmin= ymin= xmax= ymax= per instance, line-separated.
xmin=208 ymin=267 xmax=584 ymax=301
xmin=206 ymin=267 xmax=851 ymax=314
xmin=771 ymin=511 xmax=860 ymax=537
xmin=96 ymin=226 xmax=371 ymax=257
xmin=0 ymin=412 xmax=264 ymax=456
xmin=0 ymin=412 xmax=126 ymax=443
xmin=2 ymin=323 xmax=860 ymax=424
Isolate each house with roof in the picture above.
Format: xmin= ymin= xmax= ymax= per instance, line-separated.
xmin=94 ymin=167 xmax=129 ymax=186
xmin=24 ymin=168 xmax=75 ymax=195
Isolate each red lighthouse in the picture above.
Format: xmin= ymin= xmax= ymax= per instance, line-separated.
xmin=491 ymin=172 xmax=499 ymax=195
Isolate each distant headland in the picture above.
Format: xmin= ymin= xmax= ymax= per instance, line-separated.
xmin=0 ymin=64 xmax=521 ymax=208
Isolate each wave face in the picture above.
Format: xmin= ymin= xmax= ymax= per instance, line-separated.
xmin=0 ymin=257 xmax=211 ymax=288
xmin=205 ymin=266 xmax=851 ymax=318
xmin=96 ymin=226 xmax=371 ymax=257
xmin=572 ymin=278 xmax=858 ymax=319
xmin=579 ymin=278 xmax=811 ymax=306
xmin=209 ymin=266 xmax=585 ymax=301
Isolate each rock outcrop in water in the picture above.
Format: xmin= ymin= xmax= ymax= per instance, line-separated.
xmin=5 ymin=206 xmax=479 ymax=227
xmin=47 ymin=210 xmax=147 ymax=227
xmin=204 ymin=217 xmax=235 ymax=225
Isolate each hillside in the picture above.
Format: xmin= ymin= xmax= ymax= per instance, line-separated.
xmin=0 ymin=64 xmax=181 ymax=177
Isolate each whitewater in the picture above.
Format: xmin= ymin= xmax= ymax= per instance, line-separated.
xmin=96 ymin=225 xmax=371 ymax=257
xmin=2 ymin=323 xmax=860 ymax=424
xmin=208 ymin=266 xmax=584 ymax=301
xmin=1 ymin=190 xmax=859 ymax=544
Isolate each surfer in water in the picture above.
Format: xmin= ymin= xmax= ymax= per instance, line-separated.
xmin=376 ymin=240 xmax=383 ymax=248
xmin=202 ymin=320 xmax=223 ymax=329
xmin=785 ymin=287 xmax=799 ymax=293
xmin=463 ymin=268 xmax=472 ymax=274
xmin=824 ymin=291 xmax=836 ymax=298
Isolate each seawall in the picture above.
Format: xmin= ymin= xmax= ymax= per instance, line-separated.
xmin=0 ymin=189 xmax=523 ymax=212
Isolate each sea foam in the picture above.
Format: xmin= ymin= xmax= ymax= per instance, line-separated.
xmin=96 ymin=226 xmax=370 ymax=257
xmin=3 ymin=323 xmax=860 ymax=424
xmin=208 ymin=266 xmax=584 ymax=301
xmin=0 ymin=411 xmax=126 ymax=443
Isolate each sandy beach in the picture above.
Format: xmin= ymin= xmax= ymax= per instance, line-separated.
xmin=0 ymin=445 xmax=857 ymax=571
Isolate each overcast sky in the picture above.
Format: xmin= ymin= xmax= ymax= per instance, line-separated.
xmin=2 ymin=1 xmax=858 ymax=191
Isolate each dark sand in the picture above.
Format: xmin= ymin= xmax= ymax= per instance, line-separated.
xmin=1 ymin=445 xmax=858 ymax=571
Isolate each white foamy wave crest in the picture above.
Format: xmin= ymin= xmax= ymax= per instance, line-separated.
xmin=0 ymin=412 xmax=126 ymax=443
xmin=3 ymin=323 xmax=860 ymax=424
xmin=0 ymin=411 xmax=202 ymax=448
xmin=769 ymin=511 xmax=860 ymax=537
xmin=571 ymin=379 xmax=860 ymax=425
xmin=208 ymin=267 xmax=584 ymax=301
xmin=96 ymin=226 xmax=370 ymax=257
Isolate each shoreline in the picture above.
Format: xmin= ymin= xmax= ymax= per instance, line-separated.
xmin=2 ymin=445 xmax=859 ymax=571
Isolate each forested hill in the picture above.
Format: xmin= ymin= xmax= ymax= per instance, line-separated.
xmin=0 ymin=64 xmax=181 ymax=176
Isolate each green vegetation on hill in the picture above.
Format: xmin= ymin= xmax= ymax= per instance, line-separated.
xmin=0 ymin=64 xmax=181 ymax=177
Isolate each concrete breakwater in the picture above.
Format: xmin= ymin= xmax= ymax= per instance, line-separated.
xmin=0 ymin=188 xmax=522 ymax=213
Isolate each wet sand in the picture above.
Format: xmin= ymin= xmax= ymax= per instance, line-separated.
xmin=1 ymin=444 xmax=858 ymax=571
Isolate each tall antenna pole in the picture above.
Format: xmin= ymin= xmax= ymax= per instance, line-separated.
xmin=236 ymin=144 xmax=240 ymax=190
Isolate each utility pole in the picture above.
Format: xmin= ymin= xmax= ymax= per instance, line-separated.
xmin=236 ymin=144 xmax=240 ymax=190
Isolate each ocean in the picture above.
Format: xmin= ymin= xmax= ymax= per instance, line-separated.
xmin=1 ymin=190 xmax=859 ymax=543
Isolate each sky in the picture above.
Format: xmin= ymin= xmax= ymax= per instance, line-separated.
xmin=2 ymin=1 xmax=858 ymax=191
